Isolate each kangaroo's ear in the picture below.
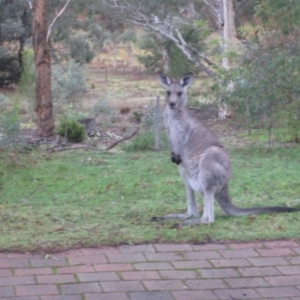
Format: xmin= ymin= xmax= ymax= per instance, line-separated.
xmin=158 ymin=72 xmax=172 ymax=87
xmin=179 ymin=73 xmax=194 ymax=87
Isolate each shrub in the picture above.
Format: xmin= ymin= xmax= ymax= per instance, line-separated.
xmin=122 ymin=132 xmax=168 ymax=152
xmin=57 ymin=117 xmax=86 ymax=143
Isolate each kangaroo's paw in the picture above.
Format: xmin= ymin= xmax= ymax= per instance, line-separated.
xmin=151 ymin=213 xmax=198 ymax=222
xmin=181 ymin=217 xmax=214 ymax=226
xmin=171 ymin=152 xmax=182 ymax=165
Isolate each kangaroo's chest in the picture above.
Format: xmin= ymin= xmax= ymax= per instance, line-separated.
xmin=165 ymin=113 xmax=188 ymax=145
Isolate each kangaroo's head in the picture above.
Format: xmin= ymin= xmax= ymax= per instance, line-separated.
xmin=158 ymin=73 xmax=194 ymax=110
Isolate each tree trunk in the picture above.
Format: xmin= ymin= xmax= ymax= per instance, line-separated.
xmin=218 ymin=0 xmax=236 ymax=119
xmin=33 ymin=0 xmax=55 ymax=138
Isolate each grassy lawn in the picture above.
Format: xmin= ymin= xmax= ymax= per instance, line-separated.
xmin=1 ymin=145 xmax=300 ymax=252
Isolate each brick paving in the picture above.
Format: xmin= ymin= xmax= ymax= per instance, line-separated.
xmin=1 ymin=241 xmax=300 ymax=299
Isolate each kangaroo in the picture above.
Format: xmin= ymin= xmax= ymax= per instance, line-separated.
xmin=154 ymin=72 xmax=298 ymax=225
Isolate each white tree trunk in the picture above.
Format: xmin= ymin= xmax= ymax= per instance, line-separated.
xmin=218 ymin=0 xmax=236 ymax=119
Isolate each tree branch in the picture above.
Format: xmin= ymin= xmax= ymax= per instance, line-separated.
xmin=47 ymin=0 xmax=72 ymax=43
xmin=101 ymin=0 xmax=216 ymax=77
xmin=26 ymin=0 xmax=33 ymax=10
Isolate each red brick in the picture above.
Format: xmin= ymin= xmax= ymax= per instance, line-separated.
xmin=153 ymin=244 xmax=192 ymax=252
xmin=220 ymin=249 xmax=259 ymax=258
xmin=54 ymin=250 xmax=83 ymax=257
xmin=185 ymin=279 xmax=227 ymax=290
xmin=78 ymin=272 xmax=119 ymax=282
xmin=238 ymin=266 xmax=280 ymax=277
xmin=1 ymin=297 xmax=39 ymax=300
xmin=248 ymin=257 xmax=289 ymax=266
xmin=30 ymin=258 xmax=67 ymax=267
xmin=0 ymin=258 xmax=29 ymax=268
xmin=41 ymin=296 xmax=82 ymax=300
xmin=210 ymin=258 xmax=251 ymax=268
xmin=81 ymin=247 xmax=120 ymax=255
xmin=225 ymin=277 xmax=270 ymax=288
xmin=214 ymin=288 xmax=261 ymax=299
xmin=184 ymin=251 xmax=220 ymax=260
xmin=172 ymin=290 xmax=218 ymax=300
xmin=192 ymin=244 xmax=228 ymax=251
xmin=265 ymin=275 xmax=300 ymax=286
xmin=16 ymin=285 xmax=58 ymax=296
xmin=6 ymin=253 xmax=40 ymax=259
xmin=293 ymin=248 xmax=300 ymax=255
xmin=0 ymin=269 xmax=12 ymax=277
xmin=119 ymin=245 xmax=155 ymax=253
xmin=121 ymin=271 xmax=161 ymax=280
xmin=263 ymin=241 xmax=299 ymax=248
xmin=145 ymin=252 xmax=183 ymax=261
xmin=15 ymin=267 xmax=53 ymax=276
xmin=68 ymin=255 xmax=107 ymax=265
xmin=85 ymin=292 xmax=129 ymax=300
xmin=200 ymin=268 xmax=241 ymax=278
xmin=289 ymin=257 xmax=300 ymax=264
xmin=37 ymin=274 xmax=76 ymax=284
xmin=130 ymin=291 xmax=173 ymax=300
xmin=56 ymin=265 xmax=95 ymax=274
xmin=143 ymin=280 xmax=186 ymax=291
xmin=0 ymin=286 xmax=14 ymax=297
xmin=256 ymin=287 xmax=300 ymax=298
xmin=0 ymin=276 xmax=35 ymax=286
xmin=101 ymin=281 xmax=145 ymax=292
xmin=61 ymin=283 xmax=101 ymax=294
xmin=134 ymin=262 xmax=173 ymax=271
xmin=106 ymin=253 xmax=146 ymax=263
xmin=277 ymin=266 xmax=300 ymax=275
xmin=159 ymin=270 xmax=199 ymax=280
xmin=94 ymin=263 xmax=133 ymax=272
xmin=257 ymin=248 xmax=296 ymax=256
xmin=227 ymin=242 xmax=263 ymax=249
xmin=172 ymin=260 xmax=212 ymax=269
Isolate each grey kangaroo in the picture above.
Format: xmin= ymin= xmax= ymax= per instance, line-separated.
xmin=155 ymin=72 xmax=298 ymax=225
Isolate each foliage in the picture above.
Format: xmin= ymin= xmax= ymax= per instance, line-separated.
xmin=0 ymin=0 xmax=32 ymax=86
xmin=19 ymin=49 xmax=35 ymax=93
xmin=69 ymin=35 xmax=96 ymax=64
xmin=52 ymin=59 xmax=87 ymax=112
xmin=122 ymin=132 xmax=168 ymax=151
xmin=57 ymin=116 xmax=86 ymax=143
xmin=0 ymin=106 xmax=21 ymax=149
xmin=137 ymin=21 xmax=209 ymax=76
xmin=0 ymin=146 xmax=300 ymax=252
xmin=225 ymin=0 xmax=300 ymax=144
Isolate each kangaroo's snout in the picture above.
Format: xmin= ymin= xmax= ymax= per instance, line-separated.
xmin=169 ymin=102 xmax=176 ymax=109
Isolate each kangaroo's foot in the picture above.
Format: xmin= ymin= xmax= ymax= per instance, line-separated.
xmin=151 ymin=212 xmax=199 ymax=222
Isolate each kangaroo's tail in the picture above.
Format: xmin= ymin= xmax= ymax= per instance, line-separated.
xmin=215 ymin=184 xmax=299 ymax=216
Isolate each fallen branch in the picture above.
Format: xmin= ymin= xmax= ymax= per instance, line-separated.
xmin=105 ymin=127 xmax=140 ymax=151
xmin=47 ymin=144 xmax=101 ymax=152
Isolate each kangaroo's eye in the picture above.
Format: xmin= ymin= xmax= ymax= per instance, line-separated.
xmin=177 ymin=92 xmax=182 ymax=96
xmin=167 ymin=91 xmax=171 ymax=96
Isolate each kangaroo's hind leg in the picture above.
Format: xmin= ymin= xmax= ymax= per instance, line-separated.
xmin=152 ymin=169 xmax=200 ymax=221
xmin=181 ymin=189 xmax=215 ymax=225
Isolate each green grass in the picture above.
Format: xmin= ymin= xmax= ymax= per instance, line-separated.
xmin=1 ymin=146 xmax=300 ymax=252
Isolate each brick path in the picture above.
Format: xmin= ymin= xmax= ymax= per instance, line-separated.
xmin=1 ymin=241 xmax=300 ymax=300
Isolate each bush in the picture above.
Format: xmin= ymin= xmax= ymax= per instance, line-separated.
xmin=57 ymin=117 xmax=86 ymax=143
xmin=19 ymin=49 xmax=35 ymax=93
xmin=0 ymin=106 xmax=21 ymax=149
xmin=52 ymin=60 xmax=87 ymax=112
xmin=122 ymin=132 xmax=168 ymax=152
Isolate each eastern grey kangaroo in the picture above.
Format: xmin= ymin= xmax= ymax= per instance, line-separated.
xmin=154 ymin=72 xmax=298 ymax=225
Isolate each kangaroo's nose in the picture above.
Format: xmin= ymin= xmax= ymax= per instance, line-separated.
xmin=169 ymin=102 xmax=176 ymax=108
